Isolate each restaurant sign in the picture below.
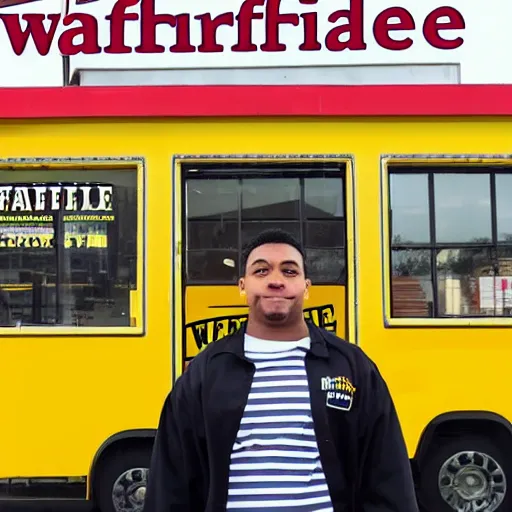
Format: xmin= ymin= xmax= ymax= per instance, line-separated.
xmin=0 ymin=0 xmax=507 ymax=86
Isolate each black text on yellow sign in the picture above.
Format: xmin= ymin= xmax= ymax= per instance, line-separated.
xmin=184 ymin=304 xmax=337 ymax=362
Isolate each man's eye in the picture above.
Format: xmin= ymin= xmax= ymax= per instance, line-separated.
xmin=254 ymin=268 xmax=267 ymax=274
xmin=283 ymin=269 xmax=298 ymax=275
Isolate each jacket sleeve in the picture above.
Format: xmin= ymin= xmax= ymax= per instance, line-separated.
xmin=143 ymin=367 xmax=204 ymax=512
xmin=358 ymin=359 xmax=420 ymax=512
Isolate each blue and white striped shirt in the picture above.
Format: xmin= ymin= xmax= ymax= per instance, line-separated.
xmin=226 ymin=334 xmax=333 ymax=511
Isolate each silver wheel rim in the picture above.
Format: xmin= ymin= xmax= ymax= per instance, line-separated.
xmin=112 ymin=467 xmax=149 ymax=512
xmin=438 ymin=450 xmax=506 ymax=512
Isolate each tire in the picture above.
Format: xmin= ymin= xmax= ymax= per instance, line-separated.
xmin=418 ymin=434 xmax=511 ymax=512
xmin=93 ymin=444 xmax=152 ymax=512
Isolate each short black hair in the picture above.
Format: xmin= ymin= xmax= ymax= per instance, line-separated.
xmin=241 ymin=228 xmax=307 ymax=276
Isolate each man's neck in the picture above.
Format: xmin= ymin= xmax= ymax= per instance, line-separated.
xmin=246 ymin=318 xmax=309 ymax=341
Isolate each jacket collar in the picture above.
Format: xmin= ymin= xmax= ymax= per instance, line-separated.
xmin=216 ymin=321 xmax=330 ymax=360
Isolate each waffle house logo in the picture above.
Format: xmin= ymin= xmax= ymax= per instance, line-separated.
xmin=0 ymin=184 xmax=113 ymax=213
xmin=184 ymin=303 xmax=337 ymax=362
xmin=0 ymin=184 xmax=114 ymax=249
xmin=321 ymin=376 xmax=356 ymax=411
xmin=0 ymin=0 xmax=466 ymax=57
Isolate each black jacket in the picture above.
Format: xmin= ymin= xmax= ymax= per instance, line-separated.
xmin=143 ymin=322 xmax=420 ymax=512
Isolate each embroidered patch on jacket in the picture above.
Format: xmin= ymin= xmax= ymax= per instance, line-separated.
xmin=320 ymin=376 xmax=356 ymax=411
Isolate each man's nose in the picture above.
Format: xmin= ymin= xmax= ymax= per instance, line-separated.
xmin=268 ymin=280 xmax=284 ymax=289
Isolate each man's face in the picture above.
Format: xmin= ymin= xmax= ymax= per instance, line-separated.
xmin=239 ymin=243 xmax=310 ymax=325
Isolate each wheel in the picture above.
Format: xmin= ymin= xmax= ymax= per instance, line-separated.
xmin=418 ymin=434 xmax=510 ymax=512
xmin=93 ymin=443 xmax=152 ymax=512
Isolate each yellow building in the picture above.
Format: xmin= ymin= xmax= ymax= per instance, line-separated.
xmin=0 ymin=84 xmax=511 ymax=512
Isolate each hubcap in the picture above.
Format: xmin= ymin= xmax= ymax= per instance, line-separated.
xmin=112 ymin=467 xmax=149 ymax=512
xmin=438 ymin=450 xmax=506 ymax=512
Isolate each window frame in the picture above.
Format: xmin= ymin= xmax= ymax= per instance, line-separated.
xmin=172 ymin=154 xmax=357 ymax=380
xmin=381 ymin=155 xmax=512 ymax=328
xmin=0 ymin=157 xmax=146 ymax=336
xmin=181 ymin=159 xmax=349 ymax=286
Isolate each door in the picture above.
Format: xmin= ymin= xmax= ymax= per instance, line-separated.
xmin=178 ymin=157 xmax=352 ymax=371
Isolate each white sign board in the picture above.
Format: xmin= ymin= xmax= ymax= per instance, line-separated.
xmin=0 ymin=0 xmax=507 ymax=87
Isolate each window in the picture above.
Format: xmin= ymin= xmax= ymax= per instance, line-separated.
xmin=0 ymin=167 xmax=140 ymax=329
xmin=185 ymin=164 xmax=345 ymax=284
xmin=389 ymin=165 xmax=512 ymax=318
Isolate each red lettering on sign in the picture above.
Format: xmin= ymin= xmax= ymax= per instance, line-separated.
xmin=373 ymin=7 xmax=414 ymax=51
xmin=196 ymin=12 xmax=234 ymax=52
xmin=261 ymin=0 xmax=300 ymax=52
xmin=0 ymin=0 xmax=467 ymax=56
xmin=325 ymin=0 xmax=366 ymax=52
xmin=104 ymin=0 xmax=138 ymax=53
xmin=232 ymin=0 xmax=264 ymax=52
xmin=423 ymin=6 xmax=465 ymax=50
xmin=135 ymin=0 xmax=175 ymax=53
xmin=0 ymin=13 xmax=59 ymax=55
xmin=59 ymin=13 xmax=101 ymax=55
xmin=299 ymin=0 xmax=320 ymax=51
xmin=169 ymin=14 xmax=195 ymax=53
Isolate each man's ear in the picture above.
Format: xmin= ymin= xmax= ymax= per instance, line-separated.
xmin=304 ymin=279 xmax=311 ymax=300
xmin=239 ymin=278 xmax=245 ymax=296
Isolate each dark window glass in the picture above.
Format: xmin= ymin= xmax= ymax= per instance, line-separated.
xmin=185 ymin=171 xmax=346 ymax=285
xmin=390 ymin=173 xmax=430 ymax=244
xmin=186 ymin=249 xmax=239 ymax=282
xmin=241 ymin=221 xmax=301 ymax=246
xmin=305 ymin=220 xmax=345 ymax=248
xmin=0 ymin=169 xmax=138 ymax=328
xmin=242 ymin=178 xmax=300 ymax=220
xmin=306 ymin=248 xmax=345 ymax=283
xmin=389 ymin=166 xmax=512 ymax=319
xmin=187 ymin=179 xmax=238 ymax=219
xmin=187 ymin=220 xmax=238 ymax=250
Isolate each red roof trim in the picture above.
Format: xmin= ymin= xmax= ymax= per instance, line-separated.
xmin=0 ymin=84 xmax=511 ymax=119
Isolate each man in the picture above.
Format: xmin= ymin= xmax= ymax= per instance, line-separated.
xmin=144 ymin=229 xmax=419 ymax=512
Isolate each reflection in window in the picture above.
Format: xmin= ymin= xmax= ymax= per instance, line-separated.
xmin=242 ymin=179 xmax=300 ymax=219
xmin=307 ymin=248 xmax=345 ymax=283
xmin=436 ymin=248 xmax=492 ymax=317
xmin=185 ymin=169 xmax=345 ymax=284
xmin=0 ymin=170 xmax=138 ymax=328
xmin=187 ymin=220 xmax=238 ymax=250
xmin=186 ymin=179 xmax=239 ymax=281
xmin=241 ymin=222 xmax=301 ymax=246
xmin=304 ymin=178 xmax=343 ymax=218
xmin=496 ymin=174 xmax=512 ymax=242
xmin=305 ymin=221 xmax=344 ymax=248
xmin=389 ymin=166 xmax=512 ymax=318
xmin=434 ymin=173 xmax=492 ymax=243
xmin=186 ymin=250 xmax=238 ymax=282
xmin=391 ymin=249 xmax=432 ymax=317
xmin=187 ymin=179 xmax=238 ymax=219
xmin=390 ymin=174 xmax=430 ymax=244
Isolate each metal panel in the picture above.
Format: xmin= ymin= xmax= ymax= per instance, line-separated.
xmin=72 ymin=63 xmax=461 ymax=87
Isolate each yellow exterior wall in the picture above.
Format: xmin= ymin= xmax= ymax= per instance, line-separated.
xmin=184 ymin=285 xmax=345 ymax=363
xmin=1 ymin=116 xmax=512 ymax=479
